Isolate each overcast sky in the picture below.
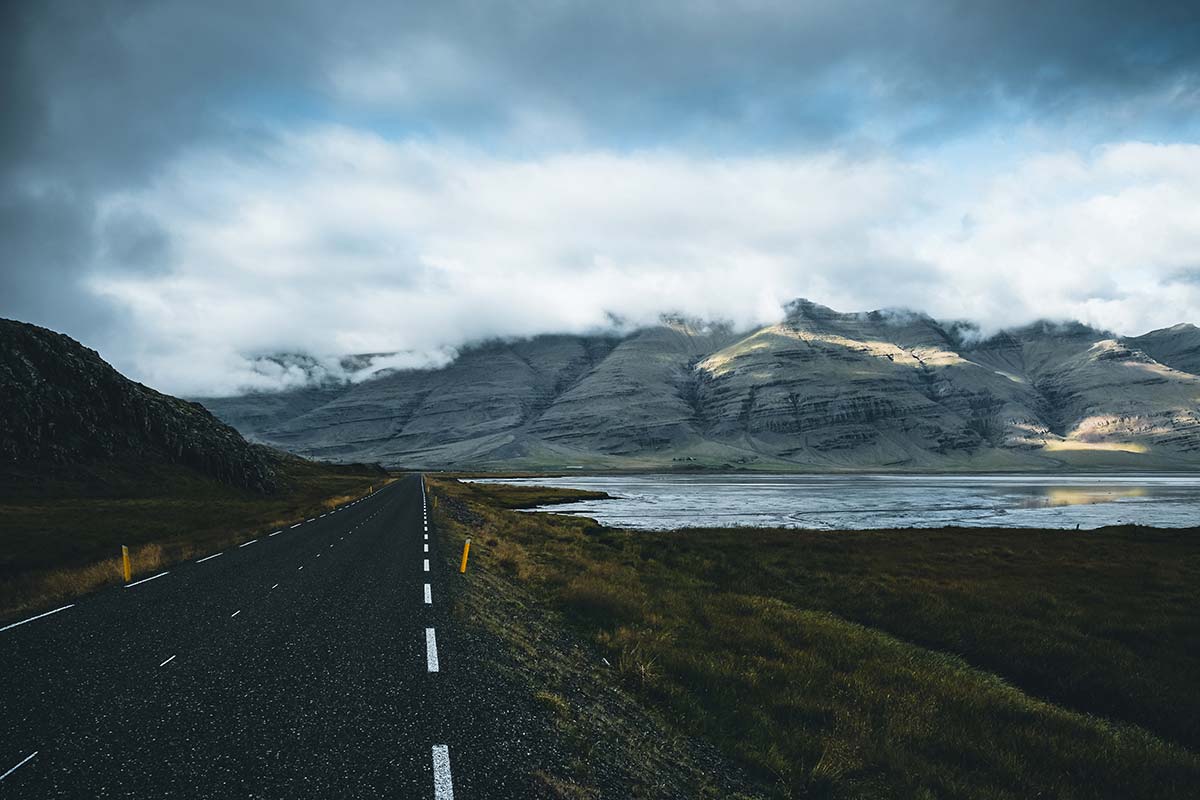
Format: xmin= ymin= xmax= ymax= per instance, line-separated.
xmin=3 ymin=1 xmax=1200 ymax=395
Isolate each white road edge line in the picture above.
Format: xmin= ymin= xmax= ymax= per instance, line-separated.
xmin=196 ymin=552 xmax=224 ymax=563
xmin=159 ymin=655 xmax=176 ymax=667
xmin=432 ymin=744 xmax=453 ymax=799
xmin=239 ymin=539 xmax=257 ymax=548
xmin=0 ymin=604 xmax=74 ymax=634
xmin=426 ymin=627 xmax=440 ymax=672
xmin=424 ymin=583 xmax=432 ymax=604
xmin=0 ymin=751 xmax=38 ymax=782
xmin=125 ymin=571 xmax=169 ymax=588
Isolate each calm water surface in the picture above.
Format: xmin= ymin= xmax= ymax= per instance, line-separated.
xmin=468 ymin=474 xmax=1200 ymax=530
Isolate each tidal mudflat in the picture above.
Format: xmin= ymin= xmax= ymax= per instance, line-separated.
xmin=469 ymin=473 xmax=1200 ymax=530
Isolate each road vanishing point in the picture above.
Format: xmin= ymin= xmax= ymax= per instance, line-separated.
xmin=0 ymin=475 xmax=533 ymax=798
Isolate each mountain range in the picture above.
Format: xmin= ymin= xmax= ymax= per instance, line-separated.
xmin=195 ymin=300 xmax=1200 ymax=471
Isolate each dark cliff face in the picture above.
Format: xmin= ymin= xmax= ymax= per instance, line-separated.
xmin=0 ymin=319 xmax=278 ymax=493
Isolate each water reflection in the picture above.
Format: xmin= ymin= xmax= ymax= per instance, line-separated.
xmin=1028 ymin=487 xmax=1147 ymax=508
xmin=468 ymin=474 xmax=1200 ymax=531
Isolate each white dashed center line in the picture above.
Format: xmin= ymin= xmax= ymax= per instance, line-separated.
xmin=239 ymin=539 xmax=257 ymax=548
xmin=269 ymin=530 xmax=282 ymax=537
xmin=290 ymin=523 xmax=302 ymax=529
xmin=159 ymin=655 xmax=176 ymax=667
xmin=230 ymin=610 xmax=241 ymax=618
xmin=432 ymin=745 xmax=454 ymax=799
xmin=424 ymin=544 xmax=429 ymax=552
xmin=0 ymin=752 xmax=38 ymax=782
xmin=423 ymin=559 xmax=430 ymax=572
xmin=271 ymin=583 xmax=279 ymax=590
xmin=0 ymin=604 xmax=74 ymax=634
xmin=425 ymin=627 xmax=440 ymax=672
xmin=196 ymin=552 xmax=223 ymax=563
xmin=424 ymin=583 xmax=432 ymax=604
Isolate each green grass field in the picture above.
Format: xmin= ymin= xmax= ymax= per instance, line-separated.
xmin=430 ymin=477 xmax=1200 ymax=799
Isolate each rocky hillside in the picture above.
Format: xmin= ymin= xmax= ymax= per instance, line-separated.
xmin=197 ymin=301 xmax=1200 ymax=471
xmin=1 ymin=318 xmax=279 ymax=492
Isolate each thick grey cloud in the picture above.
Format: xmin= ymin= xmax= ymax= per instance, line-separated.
xmin=1 ymin=0 xmax=321 ymax=346
xmin=6 ymin=1 xmax=1198 ymax=175
xmin=323 ymin=1 xmax=1200 ymax=150
xmin=1 ymin=0 xmax=1198 ymax=390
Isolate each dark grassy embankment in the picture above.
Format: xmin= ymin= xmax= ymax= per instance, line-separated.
xmin=429 ymin=476 xmax=1200 ymax=799
xmin=455 ymin=481 xmax=609 ymax=509
xmin=0 ymin=459 xmax=391 ymax=621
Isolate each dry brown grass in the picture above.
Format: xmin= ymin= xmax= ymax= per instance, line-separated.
xmin=1 ymin=467 xmax=390 ymax=621
xmin=492 ymin=535 xmax=537 ymax=580
xmin=6 ymin=538 xmax=205 ymax=614
xmin=530 ymin=770 xmax=600 ymax=800
xmin=534 ymin=689 xmax=573 ymax=721
xmin=35 ymin=558 xmax=122 ymax=603
xmin=318 ymin=485 xmax=388 ymax=512
xmin=560 ymin=571 xmax=645 ymax=625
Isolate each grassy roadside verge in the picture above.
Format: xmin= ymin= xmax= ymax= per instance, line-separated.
xmin=0 ymin=460 xmax=393 ymax=621
xmin=428 ymin=476 xmax=1200 ymax=799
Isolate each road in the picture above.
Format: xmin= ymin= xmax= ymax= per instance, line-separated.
xmin=0 ymin=475 xmax=539 ymax=798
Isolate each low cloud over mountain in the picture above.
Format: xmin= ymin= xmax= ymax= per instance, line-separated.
xmin=197 ymin=301 xmax=1200 ymax=471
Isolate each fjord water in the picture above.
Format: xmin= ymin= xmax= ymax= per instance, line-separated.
xmin=471 ymin=474 xmax=1200 ymax=530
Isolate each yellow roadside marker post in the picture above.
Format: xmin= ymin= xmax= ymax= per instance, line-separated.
xmin=121 ymin=545 xmax=132 ymax=583
xmin=459 ymin=539 xmax=471 ymax=573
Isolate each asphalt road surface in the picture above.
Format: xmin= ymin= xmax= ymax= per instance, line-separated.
xmin=0 ymin=475 xmax=539 ymax=798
